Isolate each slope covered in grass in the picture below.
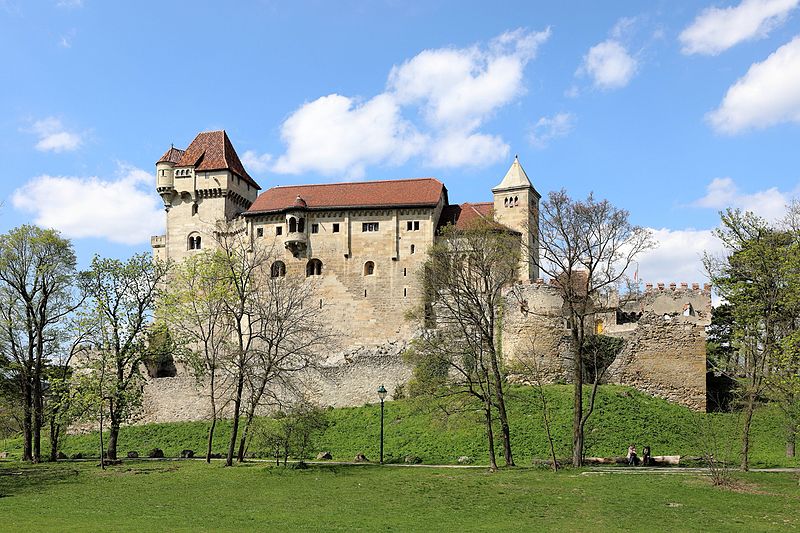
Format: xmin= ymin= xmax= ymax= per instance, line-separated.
xmin=3 ymin=385 xmax=797 ymax=467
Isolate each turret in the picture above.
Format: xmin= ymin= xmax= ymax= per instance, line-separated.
xmin=492 ymin=155 xmax=540 ymax=281
xmin=155 ymin=146 xmax=184 ymax=211
xmin=284 ymin=195 xmax=308 ymax=256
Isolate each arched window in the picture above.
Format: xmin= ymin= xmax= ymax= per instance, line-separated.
xmin=364 ymin=261 xmax=375 ymax=276
xmin=306 ymin=259 xmax=322 ymax=277
xmin=188 ymin=234 xmax=202 ymax=250
xmin=514 ymin=196 xmax=519 ymax=206
xmin=504 ymin=198 xmax=508 ymax=207
xmin=410 ymin=244 xmax=415 ymax=254
xmin=192 ymin=203 xmax=198 ymax=216
xmin=298 ymin=218 xmax=305 ymax=233
xmin=288 ymin=217 xmax=297 ymax=233
xmin=271 ymin=261 xmax=286 ymax=278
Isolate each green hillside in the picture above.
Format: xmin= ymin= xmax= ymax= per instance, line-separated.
xmin=3 ymin=385 xmax=797 ymax=467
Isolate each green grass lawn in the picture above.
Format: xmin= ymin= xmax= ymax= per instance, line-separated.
xmin=3 ymin=385 xmax=798 ymax=468
xmin=0 ymin=460 xmax=798 ymax=532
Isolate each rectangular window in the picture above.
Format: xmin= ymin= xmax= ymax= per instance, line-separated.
xmin=332 ymin=223 xmax=340 ymax=233
xmin=414 ymin=221 xmax=420 ymax=231
xmin=407 ymin=221 xmax=420 ymax=231
xmin=362 ymin=222 xmax=379 ymax=232
xmin=311 ymin=223 xmax=319 ymax=234
xmin=406 ymin=221 xmax=413 ymax=231
xmin=276 ymin=226 xmax=283 ymax=236
xmin=256 ymin=227 xmax=264 ymax=237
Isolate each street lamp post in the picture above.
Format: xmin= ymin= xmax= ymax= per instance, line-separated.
xmin=377 ymin=385 xmax=387 ymax=464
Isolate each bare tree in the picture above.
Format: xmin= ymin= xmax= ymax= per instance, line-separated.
xmin=537 ymin=190 xmax=653 ymax=467
xmin=408 ymin=216 xmax=521 ymax=469
xmin=160 ymin=251 xmax=235 ymax=462
xmin=235 ymin=273 xmax=331 ymax=462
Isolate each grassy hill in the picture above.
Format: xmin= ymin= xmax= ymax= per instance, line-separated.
xmin=3 ymin=385 xmax=797 ymax=467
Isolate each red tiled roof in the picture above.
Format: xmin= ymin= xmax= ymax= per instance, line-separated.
xmin=174 ymin=131 xmax=260 ymax=190
xmin=245 ymin=178 xmax=445 ymax=214
xmin=157 ymin=146 xmax=185 ymax=164
xmin=437 ymin=202 xmax=518 ymax=234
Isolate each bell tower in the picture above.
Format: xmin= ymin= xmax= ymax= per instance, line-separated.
xmin=492 ymin=155 xmax=540 ymax=281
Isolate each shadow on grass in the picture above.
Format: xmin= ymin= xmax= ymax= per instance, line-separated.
xmin=0 ymin=462 xmax=82 ymax=498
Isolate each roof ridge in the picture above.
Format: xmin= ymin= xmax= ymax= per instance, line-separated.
xmin=269 ymin=177 xmax=442 ymax=191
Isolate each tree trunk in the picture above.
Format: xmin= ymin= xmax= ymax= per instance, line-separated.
xmin=32 ymin=374 xmax=42 ymax=463
xmin=107 ymin=399 xmax=120 ymax=461
xmin=22 ymin=379 xmax=33 ymax=462
xmin=49 ymin=416 xmax=60 ymax=462
xmin=236 ymin=408 xmax=257 ymax=463
xmin=740 ymin=391 xmax=756 ymax=471
xmin=206 ymin=416 xmax=217 ymax=463
xmin=787 ymin=419 xmax=797 ymax=458
xmin=99 ymin=401 xmax=105 ymax=470
xmin=572 ymin=329 xmax=584 ymax=467
xmin=484 ymin=396 xmax=498 ymax=472
xmin=488 ymin=347 xmax=514 ymax=467
xmin=225 ymin=368 xmax=245 ymax=467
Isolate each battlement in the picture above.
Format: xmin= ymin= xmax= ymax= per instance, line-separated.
xmin=644 ymin=282 xmax=711 ymax=294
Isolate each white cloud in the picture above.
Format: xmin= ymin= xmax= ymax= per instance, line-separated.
xmin=272 ymin=93 xmax=426 ymax=179
xmin=426 ymin=131 xmax=508 ymax=168
xmin=270 ymin=28 xmax=550 ymax=177
xmin=241 ymin=150 xmax=273 ymax=175
xmin=59 ymin=29 xmax=76 ymax=48
xmin=579 ymin=40 xmax=638 ymax=90
xmin=636 ymin=228 xmax=720 ymax=286
xmin=693 ymin=176 xmax=798 ymax=220
xmin=56 ymin=0 xmax=83 ymax=7
xmin=529 ymin=112 xmax=575 ymax=148
xmin=679 ymin=0 xmax=798 ymax=55
xmin=11 ymin=165 xmax=164 ymax=245
xmin=707 ymin=36 xmax=800 ymax=134
xmin=29 ymin=117 xmax=82 ymax=152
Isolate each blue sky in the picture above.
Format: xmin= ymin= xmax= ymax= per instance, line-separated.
xmin=2 ymin=0 xmax=799 ymax=284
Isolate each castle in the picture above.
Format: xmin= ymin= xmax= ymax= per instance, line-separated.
xmin=144 ymin=130 xmax=710 ymax=423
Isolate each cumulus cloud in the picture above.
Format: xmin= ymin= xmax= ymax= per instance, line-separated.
xmin=529 ymin=112 xmax=575 ymax=148
xmin=29 ymin=117 xmax=82 ymax=152
xmin=271 ymin=28 xmax=550 ymax=177
xmin=679 ymin=0 xmax=798 ymax=55
xmin=11 ymin=165 xmax=164 ymax=245
xmin=636 ymin=228 xmax=720 ymax=285
xmin=707 ymin=36 xmax=800 ymax=134
xmin=240 ymin=150 xmax=273 ymax=175
xmin=693 ymin=176 xmax=798 ymax=221
xmin=578 ymin=40 xmax=638 ymax=90
xmin=272 ymin=94 xmax=426 ymax=179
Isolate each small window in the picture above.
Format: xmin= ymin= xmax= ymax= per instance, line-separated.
xmin=306 ymin=259 xmax=323 ymax=277
xmin=289 ymin=217 xmax=297 ymax=233
xmin=188 ymin=235 xmax=202 ymax=250
xmin=192 ymin=203 xmax=198 ymax=216
xmin=362 ymin=222 xmax=379 ymax=232
xmin=276 ymin=226 xmax=283 ymax=236
xmin=403 ymin=268 xmax=407 ymax=277
xmin=332 ymin=223 xmax=340 ymax=233
xmin=271 ymin=261 xmax=286 ymax=278
xmin=504 ymin=198 xmax=508 ymax=207
xmin=406 ymin=221 xmax=413 ymax=231
xmin=311 ymin=223 xmax=319 ymax=234
xmin=406 ymin=221 xmax=420 ymax=231
xmin=298 ymin=218 xmax=305 ymax=232
xmin=364 ymin=261 xmax=375 ymax=276
xmin=514 ymin=196 xmax=519 ymax=206
xmin=256 ymin=227 xmax=264 ymax=237
xmin=410 ymin=244 xmax=415 ymax=254
xmin=403 ymin=288 xmax=407 ymax=297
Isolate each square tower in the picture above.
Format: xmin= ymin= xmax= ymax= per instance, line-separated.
xmin=492 ymin=156 xmax=540 ymax=281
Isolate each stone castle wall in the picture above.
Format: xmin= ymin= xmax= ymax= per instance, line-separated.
xmin=138 ymin=279 xmax=710 ymax=424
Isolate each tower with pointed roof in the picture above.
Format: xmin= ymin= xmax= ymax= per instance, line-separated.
xmin=152 ymin=130 xmax=261 ymax=261
xmin=492 ymin=155 xmax=540 ymax=281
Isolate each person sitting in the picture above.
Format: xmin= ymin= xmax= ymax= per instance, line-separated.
xmin=641 ymin=445 xmax=651 ymax=466
xmin=627 ymin=444 xmax=639 ymax=466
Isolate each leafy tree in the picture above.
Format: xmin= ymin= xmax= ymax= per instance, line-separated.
xmin=408 ymin=215 xmax=520 ymax=470
xmin=253 ymin=401 xmax=329 ymax=466
xmin=78 ymin=253 xmax=169 ymax=460
xmin=705 ymin=209 xmax=796 ymax=470
xmin=537 ymin=190 xmax=653 ymax=466
xmin=0 ymin=225 xmax=80 ymax=462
